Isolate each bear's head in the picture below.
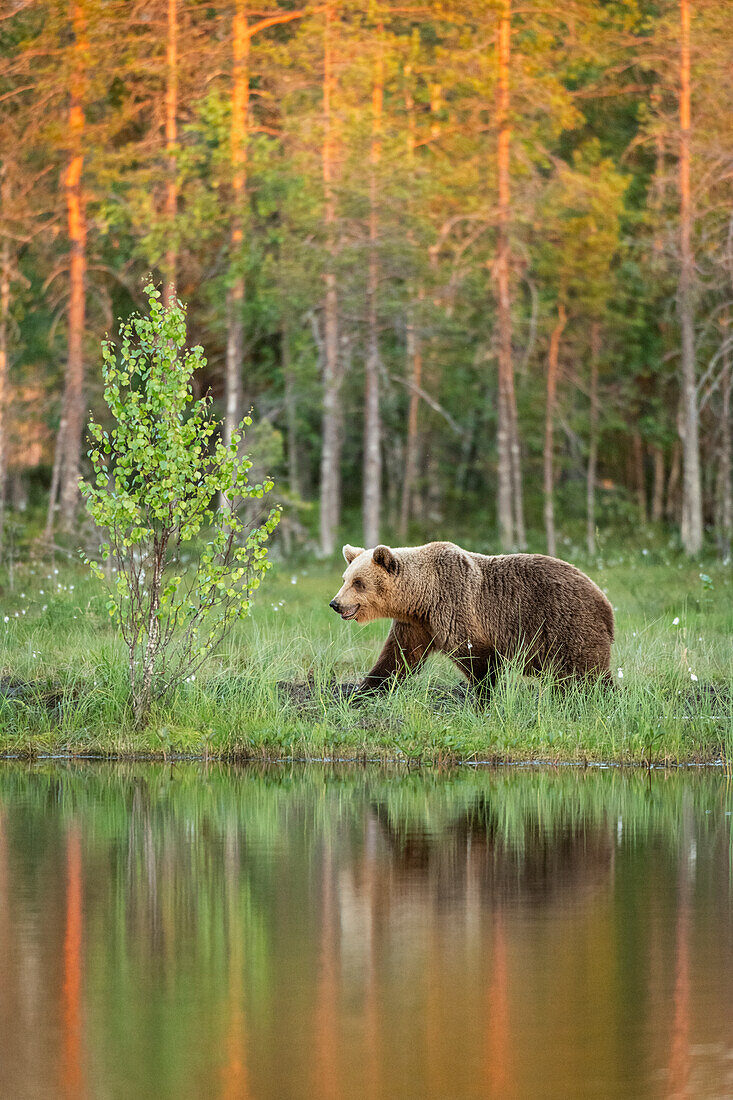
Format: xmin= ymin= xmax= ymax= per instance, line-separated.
xmin=329 ymin=544 xmax=401 ymax=623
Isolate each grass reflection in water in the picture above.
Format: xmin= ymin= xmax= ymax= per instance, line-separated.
xmin=0 ymin=763 xmax=731 ymax=1100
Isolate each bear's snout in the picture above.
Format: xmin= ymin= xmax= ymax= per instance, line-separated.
xmin=329 ymin=598 xmax=341 ymax=613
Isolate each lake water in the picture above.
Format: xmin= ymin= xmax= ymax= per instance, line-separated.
xmin=0 ymin=763 xmax=731 ymax=1099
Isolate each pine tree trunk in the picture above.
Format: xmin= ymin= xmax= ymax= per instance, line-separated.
xmin=399 ymin=300 xmax=422 ymax=542
xmin=58 ymin=0 xmax=87 ymax=533
xmin=163 ymin=0 xmax=178 ymax=307
xmin=586 ymin=321 xmax=600 ymax=555
xmin=225 ymin=0 xmax=249 ymax=449
xmin=666 ymin=440 xmax=682 ymax=522
xmin=651 ymin=445 xmax=665 ymax=523
xmin=544 ymin=303 xmax=566 ymax=558
xmin=494 ymin=0 xmax=524 ymax=550
xmin=362 ymin=25 xmax=383 ymax=548
xmin=398 ymin=66 xmax=420 ymax=543
xmin=319 ymin=0 xmax=342 ymax=556
xmin=678 ymin=0 xmax=703 ymax=554
xmin=282 ymin=315 xmax=300 ymax=497
xmin=718 ymin=338 xmax=732 ymax=559
xmin=0 ymin=232 xmax=9 ymax=551
xmin=632 ymin=429 xmax=647 ymax=523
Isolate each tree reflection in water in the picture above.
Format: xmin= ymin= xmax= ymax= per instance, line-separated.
xmin=0 ymin=763 xmax=730 ymax=1100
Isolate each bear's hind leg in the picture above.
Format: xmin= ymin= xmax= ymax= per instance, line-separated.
xmin=453 ymin=650 xmax=499 ymax=705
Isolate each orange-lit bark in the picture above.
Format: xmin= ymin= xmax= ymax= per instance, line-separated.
xmin=495 ymin=0 xmax=525 ymax=551
xmin=224 ymin=4 xmax=304 ymax=451
xmin=61 ymin=827 xmax=84 ymax=1099
xmin=544 ymin=302 xmax=567 ymax=558
xmin=586 ymin=321 xmax=600 ymax=554
xmin=163 ymin=0 xmax=178 ymax=307
xmin=0 ymin=223 xmax=8 ymax=547
xmin=225 ymin=0 xmax=249 ymax=450
xmin=58 ymin=0 xmax=87 ymax=533
xmin=719 ymin=331 xmax=732 ymax=557
xmin=319 ymin=0 xmax=342 ymax=556
xmin=678 ymin=0 xmax=702 ymax=554
xmin=399 ymin=68 xmax=422 ymax=542
xmin=363 ymin=24 xmax=383 ymax=547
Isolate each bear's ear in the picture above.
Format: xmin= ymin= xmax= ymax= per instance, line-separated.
xmin=373 ymin=545 xmax=399 ymax=575
xmin=343 ymin=544 xmax=365 ymax=564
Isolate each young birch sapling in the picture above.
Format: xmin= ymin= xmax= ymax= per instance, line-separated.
xmin=81 ymin=284 xmax=280 ymax=725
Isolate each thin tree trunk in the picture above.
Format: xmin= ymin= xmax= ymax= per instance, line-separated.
xmin=678 ymin=0 xmax=702 ymax=554
xmin=586 ymin=321 xmax=600 ymax=555
xmin=632 ymin=429 xmax=647 ymax=523
xmin=666 ymin=439 xmax=682 ymax=522
xmin=399 ymin=70 xmax=420 ymax=543
xmin=363 ymin=24 xmax=383 ymax=548
xmin=225 ymin=0 xmax=248 ymax=449
xmin=651 ymin=445 xmax=665 ymax=523
xmin=400 ymin=302 xmax=422 ymax=542
xmin=718 ymin=337 xmax=732 ymax=559
xmin=544 ymin=302 xmax=566 ymax=558
xmin=319 ymin=0 xmax=341 ymax=556
xmin=163 ymin=0 xmax=178 ymax=307
xmin=0 ymin=231 xmax=9 ymax=551
xmin=495 ymin=0 xmax=524 ymax=550
xmin=282 ymin=315 xmax=300 ymax=497
xmin=45 ymin=416 xmax=66 ymax=540
xmin=58 ymin=0 xmax=87 ymax=533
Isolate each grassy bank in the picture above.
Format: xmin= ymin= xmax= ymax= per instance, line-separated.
xmin=0 ymin=543 xmax=730 ymax=764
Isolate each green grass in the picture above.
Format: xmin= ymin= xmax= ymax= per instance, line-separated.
xmin=0 ymin=542 xmax=730 ymax=764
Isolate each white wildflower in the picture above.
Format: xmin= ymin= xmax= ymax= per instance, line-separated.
xmin=690 ymin=673 xmax=698 ymax=682
xmin=672 ymin=616 xmax=680 ymax=625
xmin=617 ymin=668 xmax=624 ymax=679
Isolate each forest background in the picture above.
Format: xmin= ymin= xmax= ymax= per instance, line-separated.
xmin=1 ymin=0 xmax=732 ymax=562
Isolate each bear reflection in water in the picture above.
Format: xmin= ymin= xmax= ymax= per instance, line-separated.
xmin=367 ymin=796 xmax=613 ymax=909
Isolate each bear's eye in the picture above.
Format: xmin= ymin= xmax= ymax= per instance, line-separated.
xmin=352 ymin=578 xmax=364 ymax=591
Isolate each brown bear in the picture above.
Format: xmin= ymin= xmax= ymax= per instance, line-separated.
xmin=329 ymin=542 xmax=614 ymax=696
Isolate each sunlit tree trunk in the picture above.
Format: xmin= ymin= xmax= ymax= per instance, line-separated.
xmin=225 ymin=0 xmax=248 ymax=449
xmin=718 ymin=334 xmax=731 ymax=559
xmin=678 ymin=0 xmax=702 ymax=554
xmin=544 ymin=303 xmax=566 ymax=558
xmin=282 ymin=313 xmax=300 ymax=496
xmin=0 ymin=228 xmax=9 ymax=550
xmin=494 ymin=0 xmax=525 ymax=551
xmin=586 ymin=321 xmax=600 ymax=555
xmin=363 ymin=24 xmax=383 ymax=548
xmin=399 ymin=68 xmax=421 ymax=542
xmin=319 ymin=0 xmax=341 ymax=556
xmin=58 ymin=0 xmax=87 ymax=533
xmin=163 ymin=0 xmax=178 ymax=307
xmin=400 ymin=304 xmax=422 ymax=542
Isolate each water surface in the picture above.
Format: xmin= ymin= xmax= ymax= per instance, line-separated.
xmin=0 ymin=763 xmax=731 ymax=1099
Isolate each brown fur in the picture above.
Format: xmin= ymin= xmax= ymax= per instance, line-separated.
xmin=329 ymin=541 xmax=614 ymax=696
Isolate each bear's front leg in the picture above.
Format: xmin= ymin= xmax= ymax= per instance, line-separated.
xmin=357 ymin=621 xmax=434 ymax=695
